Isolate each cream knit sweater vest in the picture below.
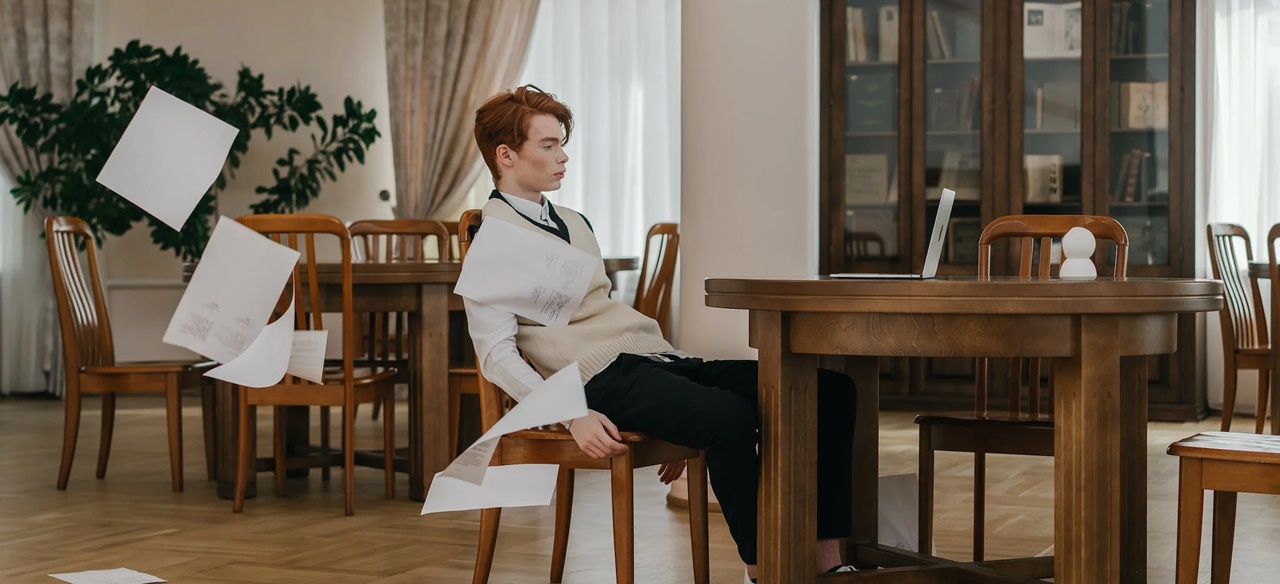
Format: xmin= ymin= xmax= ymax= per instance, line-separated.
xmin=481 ymin=198 xmax=673 ymax=382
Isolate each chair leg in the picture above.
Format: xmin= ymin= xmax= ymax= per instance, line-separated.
xmin=56 ymin=385 xmax=82 ymax=490
xmin=344 ymin=400 xmax=356 ymax=516
xmin=384 ymin=392 xmax=395 ymax=500
xmin=687 ymin=454 xmax=710 ymax=584
xmin=1256 ymin=372 xmax=1270 ymax=435
xmin=973 ymin=452 xmax=986 ymax=562
xmin=273 ymin=406 xmax=286 ymax=497
xmin=320 ymin=405 xmax=332 ymax=481
xmin=449 ymin=381 xmax=462 ymax=457
xmin=473 ymin=508 xmax=502 ymax=584
xmin=164 ymin=378 xmax=184 ymax=493
xmin=202 ymin=382 xmax=217 ymax=481
xmin=918 ymin=424 xmax=934 ymax=556
xmin=1175 ymin=458 xmax=1205 ymax=584
xmin=550 ymin=467 xmax=575 ymax=583
xmin=234 ymin=391 xmax=254 ymax=513
xmin=1221 ymin=358 xmax=1238 ymax=431
xmin=96 ymin=393 xmax=116 ymax=480
xmin=1211 ymin=491 xmax=1237 ymax=584
xmin=610 ymin=449 xmax=635 ymax=584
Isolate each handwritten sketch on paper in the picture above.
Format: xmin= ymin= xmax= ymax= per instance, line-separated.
xmin=453 ymin=218 xmax=595 ymax=326
xmin=203 ymin=298 xmax=328 ymax=387
xmin=95 ymin=86 xmax=239 ymax=231
xmin=162 ymin=216 xmax=299 ymax=365
xmin=48 ymin=568 xmax=165 ymax=584
xmin=422 ymin=363 xmax=588 ymax=514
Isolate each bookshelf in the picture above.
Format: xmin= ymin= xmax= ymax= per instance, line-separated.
xmin=821 ymin=0 xmax=1203 ymax=421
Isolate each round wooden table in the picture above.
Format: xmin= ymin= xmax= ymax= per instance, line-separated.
xmin=705 ymin=275 xmax=1222 ymax=584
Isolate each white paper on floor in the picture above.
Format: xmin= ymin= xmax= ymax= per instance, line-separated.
xmin=48 ymin=567 xmax=165 ymax=584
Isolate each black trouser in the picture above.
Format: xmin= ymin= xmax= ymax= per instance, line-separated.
xmin=584 ymin=354 xmax=857 ymax=565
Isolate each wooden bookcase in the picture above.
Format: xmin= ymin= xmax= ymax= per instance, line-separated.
xmin=820 ymin=0 xmax=1203 ymax=420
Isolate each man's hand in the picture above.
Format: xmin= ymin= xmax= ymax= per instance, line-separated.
xmin=568 ymin=410 xmax=628 ymax=459
xmin=656 ymin=460 xmax=686 ymax=485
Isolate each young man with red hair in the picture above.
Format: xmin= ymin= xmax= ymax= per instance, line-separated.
xmin=465 ymin=85 xmax=859 ymax=581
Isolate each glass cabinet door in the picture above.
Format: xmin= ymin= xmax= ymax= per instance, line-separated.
xmin=842 ymin=0 xmax=904 ymax=270
xmin=1106 ymin=0 xmax=1171 ymax=269
xmin=922 ymin=0 xmax=984 ymax=270
xmin=1019 ymin=1 xmax=1085 ymax=221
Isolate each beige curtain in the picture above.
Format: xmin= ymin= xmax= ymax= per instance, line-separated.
xmin=0 ymin=0 xmax=93 ymax=395
xmin=384 ymin=0 xmax=540 ymax=220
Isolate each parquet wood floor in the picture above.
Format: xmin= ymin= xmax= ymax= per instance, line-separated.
xmin=0 ymin=396 xmax=1274 ymax=583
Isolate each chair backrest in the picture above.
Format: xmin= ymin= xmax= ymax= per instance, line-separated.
xmin=633 ymin=223 xmax=679 ymax=340
xmin=348 ymin=219 xmax=450 ymax=363
xmin=1270 ymin=223 xmax=1280 ymax=357
xmin=46 ymin=217 xmax=115 ymax=372
xmin=978 ymin=214 xmax=1129 ymax=280
xmin=442 ymin=220 xmax=462 ymax=263
xmin=974 ymin=215 xmax=1129 ymax=416
xmin=1207 ymin=223 xmax=1269 ymax=351
xmin=236 ymin=214 xmax=356 ymax=388
xmin=349 ymin=219 xmax=451 ymax=262
xmin=458 ymin=209 xmax=509 ymax=432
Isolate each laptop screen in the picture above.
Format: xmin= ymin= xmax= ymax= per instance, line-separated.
xmin=921 ymin=188 xmax=956 ymax=278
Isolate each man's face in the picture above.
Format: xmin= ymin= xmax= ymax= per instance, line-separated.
xmin=506 ymin=113 xmax=568 ymax=194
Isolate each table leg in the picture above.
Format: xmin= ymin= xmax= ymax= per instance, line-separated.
xmin=215 ymin=381 xmax=254 ymax=500
xmin=1119 ymin=355 xmax=1149 ymax=583
xmin=754 ymin=310 xmax=818 ymax=584
xmin=1053 ymin=315 xmax=1126 ymax=583
xmin=848 ymin=357 xmax=880 ymax=544
xmin=410 ymin=284 xmax=451 ymax=501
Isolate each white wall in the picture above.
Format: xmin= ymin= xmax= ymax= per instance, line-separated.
xmin=677 ymin=0 xmax=821 ymax=358
xmin=96 ymin=0 xmax=395 ymax=361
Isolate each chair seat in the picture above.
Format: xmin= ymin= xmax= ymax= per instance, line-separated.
xmin=1168 ymin=431 xmax=1280 ymax=463
xmin=82 ymin=360 xmax=216 ymax=375
xmin=321 ymin=366 xmax=399 ymax=386
xmin=507 ymin=427 xmax=653 ymax=442
xmin=915 ymin=411 xmax=1054 ymax=428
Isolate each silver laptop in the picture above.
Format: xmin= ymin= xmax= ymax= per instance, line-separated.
xmin=829 ymin=188 xmax=956 ymax=280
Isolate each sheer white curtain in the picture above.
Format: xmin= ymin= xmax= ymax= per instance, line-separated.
xmin=516 ymin=0 xmax=682 ymax=259
xmin=1198 ymin=0 xmax=1280 ymax=411
xmin=0 ymin=170 xmax=55 ymax=395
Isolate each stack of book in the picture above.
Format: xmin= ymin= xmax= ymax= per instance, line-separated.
xmin=1111 ymin=81 xmax=1169 ymax=129
xmin=846 ymin=6 xmax=900 ymax=63
xmin=1028 ymin=82 xmax=1082 ymax=130
xmin=929 ymin=79 xmax=981 ymax=131
xmin=1112 ymin=148 xmax=1153 ymax=202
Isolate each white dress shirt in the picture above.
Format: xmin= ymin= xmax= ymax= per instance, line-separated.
xmin=464 ymin=191 xmax=690 ymax=402
xmin=462 ymin=192 xmax=555 ymax=402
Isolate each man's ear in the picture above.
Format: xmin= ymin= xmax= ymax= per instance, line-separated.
xmin=495 ymin=144 xmax=516 ymax=168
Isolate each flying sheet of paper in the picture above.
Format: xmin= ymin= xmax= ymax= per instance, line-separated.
xmin=95 ymin=86 xmax=240 ymax=230
xmin=286 ymin=330 xmax=329 ymax=384
xmin=453 ymin=218 xmax=596 ymax=326
xmin=49 ymin=568 xmax=165 ymax=584
xmin=421 ymin=464 xmax=560 ymax=514
xmin=163 ymin=216 xmax=299 ymax=364
xmin=205 ymin=297 xmax=294 ymax=388
xmin=421 ymin=363 xmax=587 ymax=515
xmin=439 ymin=362 xmax=587 ymax=485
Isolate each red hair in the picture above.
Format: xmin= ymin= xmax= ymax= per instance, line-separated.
xmin=474 ymin=85 xmax=574 ymax=184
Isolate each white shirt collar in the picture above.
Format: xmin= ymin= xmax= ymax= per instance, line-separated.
xmin=498 ymin=191 xmax=553 ymax=227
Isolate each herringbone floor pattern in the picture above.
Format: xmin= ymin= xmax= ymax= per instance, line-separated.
xmin=0 ymin=396 xmax=1274 ymax=583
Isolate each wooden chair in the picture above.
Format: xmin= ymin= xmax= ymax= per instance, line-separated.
xmin=459 ymin=210 xmax=709 ymax=584
xmin=1169 ymin=431 xmax=1280 ymax=583
xmin=232 ymin=214 xmax=398 ymax=516
xmin=45 ymin=217 xmax=216 ymax=492
xmin=632 ymin=223 xmax=679 ymax=340
xmin=348 ymin=219 xmax=476 ymax=455
xmin=1207 ymin=224 xmax=1273 ymax=433
xmin=916 ymin=214 xmax=1128 ymax=565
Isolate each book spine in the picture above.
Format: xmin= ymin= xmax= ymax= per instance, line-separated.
xmin=1123 ymin=148 xmax=1142 ymax=202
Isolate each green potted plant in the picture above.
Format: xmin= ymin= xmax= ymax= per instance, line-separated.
xmin=0 ymin=40 xmax=381 ymax=261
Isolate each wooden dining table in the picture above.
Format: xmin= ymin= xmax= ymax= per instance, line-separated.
xmin=705 ymin=275 xmax=1223 ymax=584
xmin=201 ymin=257 xmax=640 ymax=502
